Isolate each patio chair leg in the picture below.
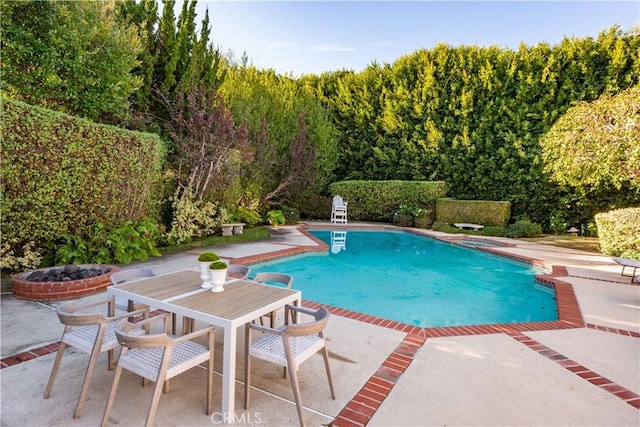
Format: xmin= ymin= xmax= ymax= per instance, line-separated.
xmin=101 ymin=365 xmax=124 ymax=427
xmin=44 ymin=341 xmax=68 ymax=399
xmin=287 ymin=365 xmax=306 ymax=427
xmin=108 ymin=348 xmax=115 ymax=370
xmin=321 ymin=347 xmax=336 ymax=399
xmin=74 ymin=328 xmax=107 ymax=418
xmin=146 ymin=378 xmax=166 ymax=427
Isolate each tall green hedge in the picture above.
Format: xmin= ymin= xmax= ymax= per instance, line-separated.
xmin=314 ymin=26 xmax=640 ymax=227
xmin=595 ymin=207 xmax=640 ymax=259
xmin=1 ymin=99 xmax=165 ymax=268
xmin=436 ymin=199 xmax=511 ymax=227
xmin=329 ymin=180 xmax=447 ymax=221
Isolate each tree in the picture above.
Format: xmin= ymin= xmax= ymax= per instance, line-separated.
xmin=117 ymin=0 xmax=159 ymax=112
xmin=163 ymin=85 xmax=250 ymax=203
xmin=260 ymin=110 xmax=318 ymax=205
xmin=316 ymin=25 xmax=639 ymax=226
xmin=1 ymin=0 xmax=142 ymax=121
xmin=118 ymin=0 xmax=224 ymax=125
xmin=540 ymin=87 xmax=640 ymax=190
xmin=218 ymin=66 xmax=337 ymax=209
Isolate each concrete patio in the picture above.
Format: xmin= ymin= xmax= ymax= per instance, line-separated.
xmin=1 ymin=223 xmax=639 ymax=426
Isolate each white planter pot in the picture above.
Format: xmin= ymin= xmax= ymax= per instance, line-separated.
xmin=210 ymin=267 xmax=228 ymax=292
xmin=199 ymin=261 xmax=213 ymax=289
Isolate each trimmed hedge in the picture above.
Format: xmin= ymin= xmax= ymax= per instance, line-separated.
xmin=436 ymin=199 xmax=511 ymax=227
xmin=328 ymin=180 xmax=448 ymax=222
xmin=595 ymin=207 xmax=640 ymax=259
xmin=1 ymin=98 xmax=165 ymax=270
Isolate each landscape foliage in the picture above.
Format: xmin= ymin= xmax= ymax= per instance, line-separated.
xmin=1 ymin=0 xmax=143 ymax=121
xmin=1 ymin=99 xmax=165 ymax=270
xmin=435 ymin=200 xmax=511 ymax=227
xmin=595 ymin=208 xmax=640 ymax=259
xmin=1 ymin=0 xmax=639 ymax=270
xmin=329 ymin=180 xmax=448 ymax=222
xmin=307 ymin=26 xmax=639 ymax=226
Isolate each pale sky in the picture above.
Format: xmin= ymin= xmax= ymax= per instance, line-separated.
xmin=183 ymin=1 xmax=640 ymax=76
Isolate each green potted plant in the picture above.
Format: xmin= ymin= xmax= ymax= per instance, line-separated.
xmin=209 ymin=261 xmax=228 ymax=292
xmin=197 ymin=252 xmax=220 ymax=289
xmin=230 ymin=206 xmax=262 ymax=227
xmin=197 ymin=252 xmax=220 ymax=262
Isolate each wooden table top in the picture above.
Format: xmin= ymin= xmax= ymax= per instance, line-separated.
xmin=110 ymin=269 xmax=300 ymax=322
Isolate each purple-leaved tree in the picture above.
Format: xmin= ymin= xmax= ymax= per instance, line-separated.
xmin=163 ymin=86 xmax=250 ymax=203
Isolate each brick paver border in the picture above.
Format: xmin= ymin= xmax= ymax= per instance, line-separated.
xmin=508 ymin=332 xmax=640 ymax=409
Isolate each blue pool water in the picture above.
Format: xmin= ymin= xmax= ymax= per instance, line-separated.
xmin=251 ymin=230 xmax=557 ymax=327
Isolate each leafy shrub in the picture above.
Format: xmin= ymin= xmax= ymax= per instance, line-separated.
xmin=414 ymin=208 xmax=433 ymax=229
xmin=282 ymin=206 xmax=300 ymax=225
xmin=392 ymin=205 xmax=433 ymax=228
xmin=431 ymin=221 xmax=451 ymax=232
xmin=481 ymin=226 xmax=507 ymax=237
xmin=266 ymin=210 xmax=286 ymax=227
xmin=294 ymin=194 xmax=333 ymax=220
xmin=396 ymin=205 xmax=418 ymax=216
xmin=164 ymin=194 xmax=227 ymax=245
xmin=1 ymin=99 xmax=165 ymax=272
xmin=583 ymin=222 xmax=598 ymax=237
xmin=393 ymin=205 xmax=418 ymax=227
xmin=0 ymin=240 xmax=43 ymax=271
xmin=54 ymin=218 xmax=162 ymax=265
xmin=540 ymin=87 xmax=640 ymax=191
xmin=549 ymin=213 xmax=567 ymax=235
xmin=506 ymin=219 xmax=543 ymax=238
xmin=2 ymin=1 xmax=143 ymax=121
xmin=230 ymin=207 xmax=262 ymax=227
xmin=393 ymin=213 xmax=414 ymax=227
xmin=595 ymin=207 xmax=640 ymax=259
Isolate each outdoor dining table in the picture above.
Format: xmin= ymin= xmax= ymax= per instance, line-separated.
xmin=106 ymin=269 xmax=301 ymax=424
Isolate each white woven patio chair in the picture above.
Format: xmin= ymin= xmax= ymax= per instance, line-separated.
xmin=101 ymin=313 xmax=215 ymax=427
xmin=252 ymin=272 xmax=294 ymax=327
xmin=227 ymin=264 xmax=251 ymax=280
xmin=244 ymin=305 xmax=335 ymax=427
xmin=44 ymin=297 xmax=149 ymax=419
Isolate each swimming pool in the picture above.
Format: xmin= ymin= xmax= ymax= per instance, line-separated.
xmin=250 ymin=229 xmax=558 ymax=327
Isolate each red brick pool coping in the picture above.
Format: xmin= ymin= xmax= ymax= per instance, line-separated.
xmin=2 ymin=224 xmax=638 ymax=424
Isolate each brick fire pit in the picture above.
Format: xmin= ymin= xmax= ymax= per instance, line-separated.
xmin=11 ymin=264 xmax=119 ymax=301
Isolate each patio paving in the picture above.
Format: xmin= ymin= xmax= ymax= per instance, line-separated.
xmin=1 ymin=223 xmax=638 ymax=426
